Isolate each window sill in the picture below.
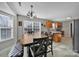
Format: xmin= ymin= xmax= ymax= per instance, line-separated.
xmin=0 ymin=38 xmax=14 ymax=42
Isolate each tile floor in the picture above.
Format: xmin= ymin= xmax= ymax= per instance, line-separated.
xmin=48 ymin=37 xmax=79 ymax=57
xmin=0 ymin=37 xmax=79 ymax=57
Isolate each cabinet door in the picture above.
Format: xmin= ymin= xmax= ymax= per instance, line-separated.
xmin=53 ymin=33 xmax=62 ymax=42
xmin=45 ymin=20 xmax=52 ymax=28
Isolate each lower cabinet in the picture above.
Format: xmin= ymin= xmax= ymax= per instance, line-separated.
xmin=52 ymin=33 xmax=62 ymax=42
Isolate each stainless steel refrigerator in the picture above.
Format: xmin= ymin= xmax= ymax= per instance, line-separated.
xmin=72 ymin=19 xmax=79 ymax=53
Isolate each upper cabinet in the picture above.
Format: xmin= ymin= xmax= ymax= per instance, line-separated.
xmin=44 ymin=20 xmax=62 ymax=31
xmin=55 ymin=22 xmax=62 ymax=28
xmin=45 ymin=20 xmax=52 ymax=28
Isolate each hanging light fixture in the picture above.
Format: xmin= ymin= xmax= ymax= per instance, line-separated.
xmin=26 ymin=5 xmax=37 ymax=19
xmin=18 ymin=2 xmax=21 ymax=6
xmin=18 ymin=2 xmax=37 ymax=19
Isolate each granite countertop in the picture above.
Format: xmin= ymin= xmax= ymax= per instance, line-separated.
xmin=51 ymin=31 xmax=61 ymax=34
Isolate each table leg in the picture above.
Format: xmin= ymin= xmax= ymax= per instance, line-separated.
xmin=23 ymin=47 xmax=28 ymax=57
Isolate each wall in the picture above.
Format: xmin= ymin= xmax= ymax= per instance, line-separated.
xmin=17 ymin=15 xmax=47 ymax=40
xmin=0 ymin=2 xmax=17 ymax=55
xmin=62 ymin=20 xmax=73 ymax=38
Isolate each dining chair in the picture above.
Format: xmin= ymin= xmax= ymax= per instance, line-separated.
xmin=46 ymin=38 xmax=53 ymax=55
xmin=24 ymin=41 xmax=46 ymax=57
xmin=33 ymin=37 xmax=53 ymax=56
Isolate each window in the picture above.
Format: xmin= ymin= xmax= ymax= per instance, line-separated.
xmin=24 ymin=21 xmax=41 ymax=34
xmin=0 ymin=14 xmax=13 ymax=41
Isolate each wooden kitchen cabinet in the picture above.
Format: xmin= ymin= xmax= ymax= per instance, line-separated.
xmin=55 ymin=22 xmax=62 ymax=28
xmin=52 ymin=33 xmax=62 ymax=42
xmin=45 ymin=20 xmax=52 ymax=28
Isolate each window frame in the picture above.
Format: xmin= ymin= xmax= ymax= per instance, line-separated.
xmin=23 ymin=20 xmax=41 ymax=34
xmin=0 ymin=14 xmax=14 ymax=42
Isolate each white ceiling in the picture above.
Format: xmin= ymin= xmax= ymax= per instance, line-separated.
xmin=0 ymin=2 xmax=16 ymax=15
xmin=7 ymin=2 xmax=79 ymax=20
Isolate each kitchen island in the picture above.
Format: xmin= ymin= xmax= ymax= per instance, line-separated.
xmin=51 ymin=31 xmax=62 ymax=42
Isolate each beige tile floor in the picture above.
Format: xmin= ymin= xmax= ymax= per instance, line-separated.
xmin=0 ymin=46 xmax=12 ymax=57
xmin=48 ymin=37 xmax=79 ymax=57
xmin=0 ymin=37 xmax=79 ymax=57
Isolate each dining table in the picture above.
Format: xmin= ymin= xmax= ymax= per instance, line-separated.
xmin=20 ymin=32 xmax=49 ymax=57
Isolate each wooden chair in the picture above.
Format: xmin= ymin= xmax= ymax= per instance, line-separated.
xmin=23 ymin=40 xmax=47 ymax=57
xmin=33 ymin=37 xmax=53 ymax=56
